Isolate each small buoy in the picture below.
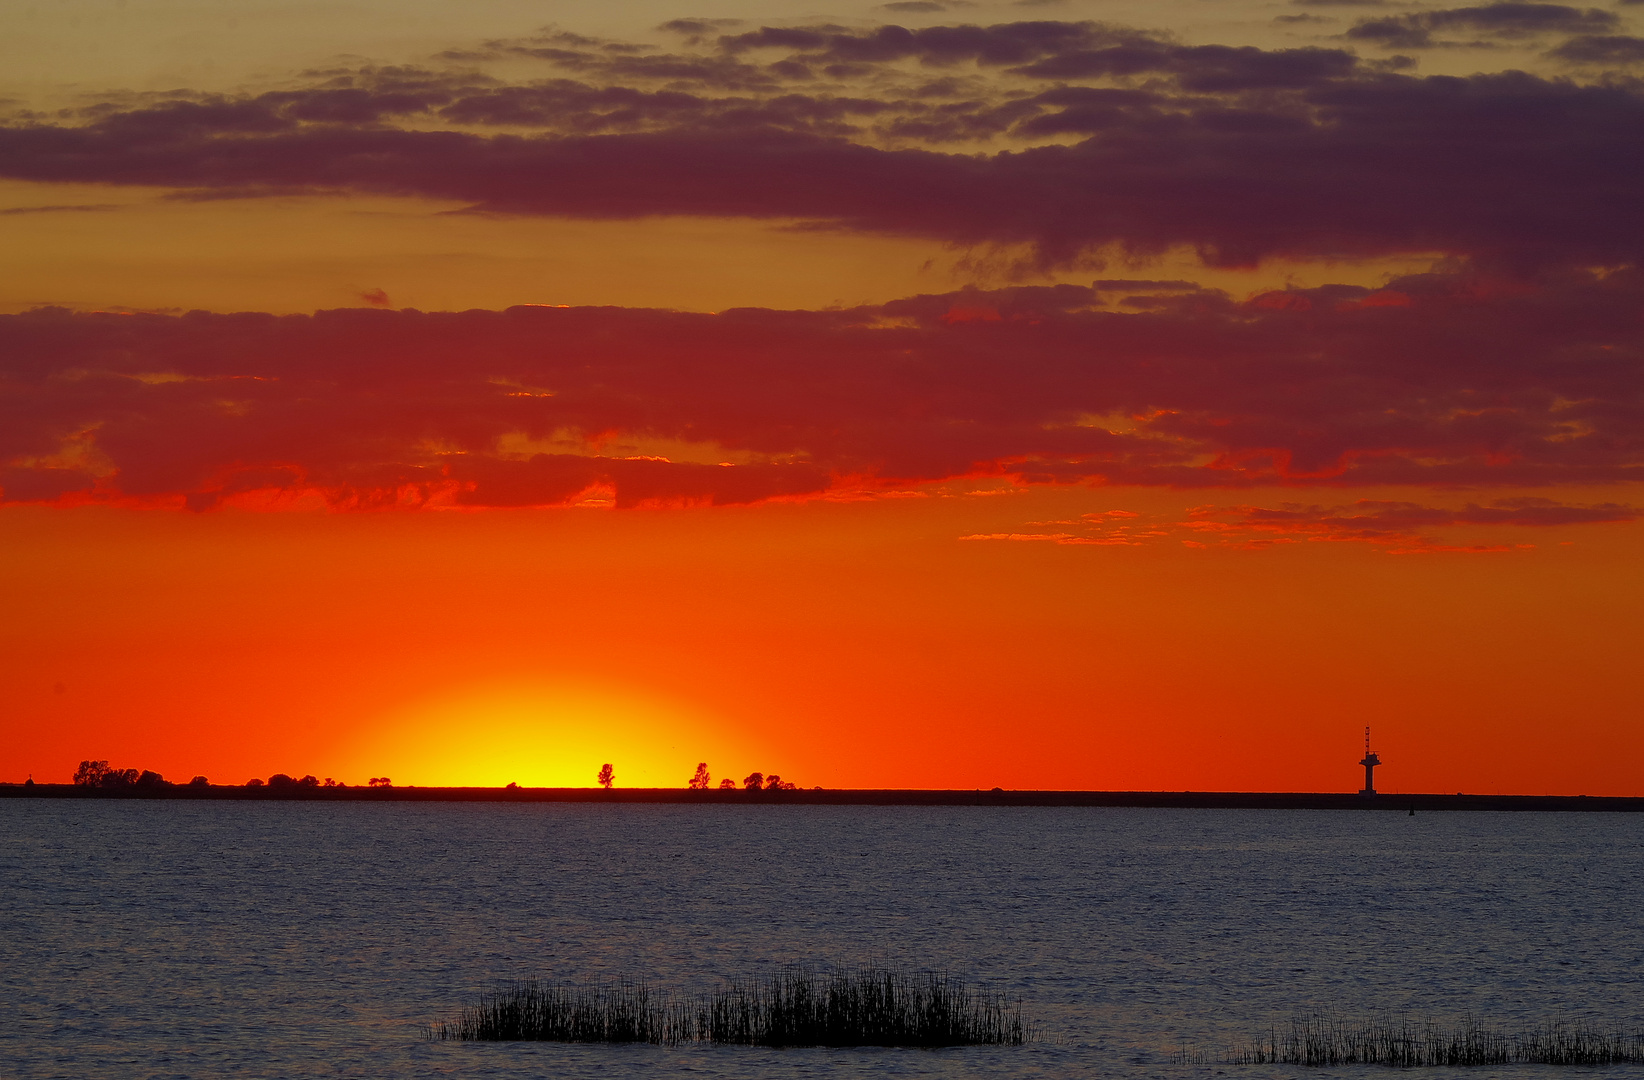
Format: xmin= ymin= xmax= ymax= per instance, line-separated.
xmin=1408 ymin=807 xmax=1415 ymax=816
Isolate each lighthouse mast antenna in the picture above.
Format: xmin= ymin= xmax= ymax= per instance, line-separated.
xmin=1359 ymin=726 xmax=1381 ymax=796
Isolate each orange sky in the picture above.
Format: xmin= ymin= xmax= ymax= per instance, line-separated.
xmin=4 ymin=486 xmax=1640 ymax=793
xmin=3 ymin=1 xmax=1642 ymax=793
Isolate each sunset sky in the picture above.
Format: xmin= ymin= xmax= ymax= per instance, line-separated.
xmin=3 ymin=0 xmax=1641 ymax=793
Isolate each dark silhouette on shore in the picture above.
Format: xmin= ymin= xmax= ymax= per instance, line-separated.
xmin=740 ymin=771 xmax=798 ymax=791
xmin=14 ymin=755 xmax=1639 ymax=810
xmin=1359 ymin=727 xmax=1382 ymax=796
xmin=11 ymin=781 xmax=1643 ymax=811
xmin=73 ymin=760 xmax=172 ymax=790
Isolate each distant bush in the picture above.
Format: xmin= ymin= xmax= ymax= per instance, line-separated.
xmin=368 ymin=777 xmax=392 ymax=788
xmin=246 ymin=778 xmax=265 ymax=787
xmin=188 ymin=776 xmax=209 ymax=787
xmin=717 ymin=778 xmax=735 ymax=790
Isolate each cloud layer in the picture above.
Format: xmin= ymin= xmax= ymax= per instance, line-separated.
xmin=2 ymin=18 xmax=1643 ymax=269
xmin=3 ymin=269 xmax=1641 ymax=509
xmin=963 ymin=497 xmax=1638 ymax=552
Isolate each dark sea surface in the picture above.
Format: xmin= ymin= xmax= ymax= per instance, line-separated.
xmin=2 ymin=802 xmax=1641 ymax=1079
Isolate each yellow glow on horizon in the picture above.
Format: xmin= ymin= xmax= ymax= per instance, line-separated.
xmin=342 ymin=681 xmax=758 ymax=789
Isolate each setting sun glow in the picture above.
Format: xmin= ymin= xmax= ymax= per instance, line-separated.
xmin=343 ymin=683 xmax=759 ymax=789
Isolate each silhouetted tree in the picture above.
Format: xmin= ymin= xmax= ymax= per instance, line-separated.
xmin=73 ymin=760 xmax=110 ymax=786
xmin=246 ymin=778 xmax=265 ymax=787
xmin=689 ymin=763 xmax=711 ymax=789
xmin=718 ymin=778 xmax=735 ymax=790
xmin=135 ymin=770 xmax=168 ymax=788
xmin=764 ymin=774 xmax=796 ymax=791
xmin=597 ymin=763 xmax=615 ymax=789
xmin=101 ymin=768 xmax=139 ymax=789
xmin=367 ymin=777 xmax=392 ymax=788
xmin=743 ymin=772 xmax=763 ymax=790
xmin=188 ymin=776 xmax=209 ymax=787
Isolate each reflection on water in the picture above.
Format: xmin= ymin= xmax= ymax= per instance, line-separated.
xmin=2 ymin=802 xmax=1641 ymax=1078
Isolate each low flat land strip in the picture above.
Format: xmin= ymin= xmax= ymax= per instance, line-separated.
xmin=3 ymin=785 xmax=1640 ymax=811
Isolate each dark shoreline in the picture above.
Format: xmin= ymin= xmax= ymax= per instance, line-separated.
xmin=2 ymin=784 xmax=1640 ymax=811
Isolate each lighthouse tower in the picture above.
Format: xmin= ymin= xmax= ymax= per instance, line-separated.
xmin=1359 ymin=727 xmax=1381 ymax=796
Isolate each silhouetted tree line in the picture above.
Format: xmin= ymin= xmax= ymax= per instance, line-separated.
xmin=71 ymin=761 xmax=362 ymax=790
xmin=686 ymin=763 xmax=801 ymax=791
xmin=73 ymin=760 xmax=208 ymax=789
xmin=247 ymin=773 xmax=352 ymax=788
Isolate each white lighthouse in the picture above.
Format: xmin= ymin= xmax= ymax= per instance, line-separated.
xmin=1359 ymin=726 xmax=1381 ymax=796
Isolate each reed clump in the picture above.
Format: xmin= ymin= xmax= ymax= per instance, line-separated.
xmin=428 ymin=968 xmax=1027 ymax=1047
xmin=1229 ymin=1013 xmax=1644 ymax=1067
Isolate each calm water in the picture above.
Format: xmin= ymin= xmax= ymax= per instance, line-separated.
xmin=2 ymin=802 xmax=1641 ymax=1079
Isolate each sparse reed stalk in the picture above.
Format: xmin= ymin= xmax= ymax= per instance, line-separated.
xmin=1225 ymin=1013 xmax=1644 ymax=1067
xmin=428 ymin=968 xmax=1027 ymax=1047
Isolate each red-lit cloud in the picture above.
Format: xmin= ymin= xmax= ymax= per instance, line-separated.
xmin=963 ymin=498 xmax=1638 ymax=552
xmin=1179 ymin=498 xmax=1637 ymax=552
xmin=3 ymin=269 xmax=1642 ymax=509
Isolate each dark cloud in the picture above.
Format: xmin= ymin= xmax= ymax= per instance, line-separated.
xmin=659 ymin=18 xmax=746 ymax=35
xmin=1348 ymin=3 xmax=1619 ymax=48
xmin=1 ymin=19 xmax=1641 ymax=271
xmin=0 ymin=203 xmax=120 ymax=216
xmin=3 ymin=269 xmax=1642 ymax=509
xmin=1011 ymin=42 xmax=1360 ymax=89
xmin=883 ymin=1 xmax=976 ymax=12
xmin=1091 ymin=279 xmax=1201 ymax=291
xmin=1547 ymin=32 xmax=1644 ymax=61
xmin=966 ymin=496 xmax=1638 ymax=550
xmin=718 ymin=20 xmax=1135 ymax=67
xmin=1177 ymin=498 xmax=1638 ymax=551
xmin=4 ymin=60 xmax=1642 ymax=270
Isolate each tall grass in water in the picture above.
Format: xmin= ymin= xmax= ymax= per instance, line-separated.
xmin=1230 ymin=1014 xmax=1644 ymax=1067
xmin=428 ymin=968 xmax=1026 ymax=1047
